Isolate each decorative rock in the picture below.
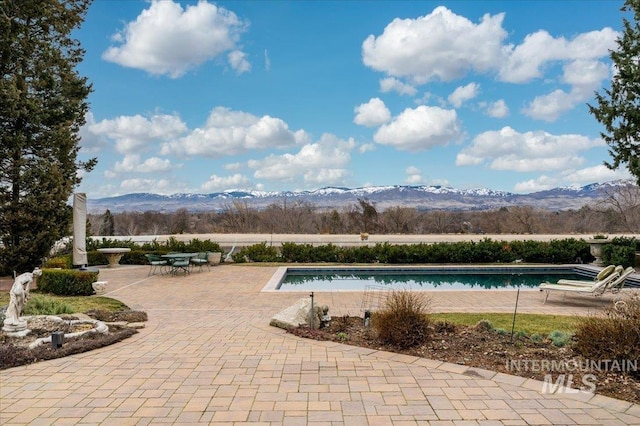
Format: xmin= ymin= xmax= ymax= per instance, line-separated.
xmin=127 ymin=322 xmax=146 ymax=329
xmin=92 ymin=281 xmax=107 ymax=295
xmin=270 ymin=298 xmax=324 ymax=330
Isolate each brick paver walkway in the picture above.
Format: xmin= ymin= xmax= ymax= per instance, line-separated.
xmin=2 ymin=264 xmax=639 ymax=425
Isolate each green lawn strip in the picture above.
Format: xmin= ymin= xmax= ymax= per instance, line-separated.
xmin=431 ymin=312 xmax=578 ymax=335
xmin=0 ymin=292 xmax=129 ymax=314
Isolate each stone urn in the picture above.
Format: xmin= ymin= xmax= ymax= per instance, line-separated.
xmin=587 ymin=238 xmax=610 ymax=266
xmin=207 ymin=252 xmax=222 ymax=265
xmin=92 ymin=281 xmax=107 ymax=295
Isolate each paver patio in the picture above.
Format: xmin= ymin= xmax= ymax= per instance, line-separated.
xmin=1 ymin=264 xmax=639 ymax=425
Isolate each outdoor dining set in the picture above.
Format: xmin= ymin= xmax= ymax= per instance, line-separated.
xmin=144 ymin=252 xmax=216 ymax=276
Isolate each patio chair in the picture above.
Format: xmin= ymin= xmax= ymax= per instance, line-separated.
xmin=189 ymin=252 xmax=210 ymax=272
xmin=145 ymin=254 xmax=168 ymax=276
xmin=168 ymin=257 xmax=190 ymax=275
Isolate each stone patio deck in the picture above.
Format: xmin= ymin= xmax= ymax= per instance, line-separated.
xmin=1 ymin=264 xmax=639 ymax=425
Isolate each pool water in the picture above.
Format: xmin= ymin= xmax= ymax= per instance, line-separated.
xmin=278 ymin=268 xmax=589 ymax=291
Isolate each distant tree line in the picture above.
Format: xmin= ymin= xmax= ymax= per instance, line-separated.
xmin=86 ymin=192 xmax=640 ymax=237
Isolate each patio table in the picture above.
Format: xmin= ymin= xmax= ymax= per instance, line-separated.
xmin=162 ymin=253 xmax=197 ymax=275
xmin=97 ymin=248 xmax=131 ymax=268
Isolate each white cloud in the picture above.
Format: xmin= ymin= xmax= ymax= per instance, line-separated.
xmin=523 ymin=59 xmax=610 ymax=121
xmin=483 ymin=99 xmax=509 ymax=118
xmin=379 ymin=77 xmax=417 ymax=96
xmin=405 ymin=166 xmax=422 ymax=184
xmin=113 ymin=154 xmax=174 ymax=173
xmin=79 ymin=112 xmax=108 ymax=154
xmin=457 ymin=126 xmax=603 ymax=172
xmin=224 ymin=162 xmax=243 ymax=171
xmin=353 ymin=98 xmax=391 ymax=127
xmin=374 ymin=105 xmax=462 ymax=151
xmin=362 ymin=6 xmax=507 ymax=83
xmin=264 ymin=49 xmax=271 ymax=71
xmin=363 ymin=8 xmax=616 ymax=120
xmin=228 ymin=50 xmax=251 ymax=73
xmin=201 ymin=173 xmax=252 ymax=192
xmin=514 ymin=165 xmax=632 ymax=193
xmin=90 ymin=114 xmax=187 ymax=154
xmin=119 ymin=178 xmax=176 ymax=194
xmin=448 ymin=82 xmax=480 ymax=107
xmin=102 ymin=0 xmax=249 ymax=78
xmin=562 ymin=164 xmax=632 ymax=184
xmin=304 ymin=168 xmax=349 ymax=185
xmin=248 ymin=134 xmax=355 ymax=186
xmin=521 ymin=89 xmax=575 ymax=123
xmin=499 ymin=28 xmax=617 ymax=83
xmin=514 ymin=176 xmax=557 ymax=193
xmin=162 ymin=107 xmax=307 ymax=158
xmin=359 ymin=143 xmax=376 ymax=153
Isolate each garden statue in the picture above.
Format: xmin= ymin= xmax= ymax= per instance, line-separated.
xmin=2 ymin=268 xmax=41 ymax=334
xmin=320 ymin=305 xmax=331 ymax=328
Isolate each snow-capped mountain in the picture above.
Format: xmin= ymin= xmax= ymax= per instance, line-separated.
xmin=86 ymin=180 xmax=635 ymax=213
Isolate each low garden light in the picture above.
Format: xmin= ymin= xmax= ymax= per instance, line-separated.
xmin=51 ymin=331 xmax=64 ymax=349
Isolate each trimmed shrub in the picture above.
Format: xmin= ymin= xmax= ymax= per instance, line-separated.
xmin=371 ymin=290 xmax=431 ymax=348
xmin=548 ymin=238 xmax=592 ymax=263
xmin=43 ymin=256 xmax=72 ymax=269
xmin=603 ymin=237 xmax=637 ymax=268
xmin=36 ymin=268 xmax=98 ymax=296
xmin=280 ymin=242 xmax=315 ymax=263
xmin=232 ymin=242 xmax=279 ymax=263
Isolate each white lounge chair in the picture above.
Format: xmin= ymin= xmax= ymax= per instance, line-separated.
xmin=556 ymin=265 xmax=620 ymax=287
xmin=539 ymin=267 xmax=623 ymax=303
xmin=606 ymin=266 xmax=636 ymax=294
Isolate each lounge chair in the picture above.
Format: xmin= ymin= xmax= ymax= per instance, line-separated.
xmin=145 ymin=254 xmax=168 ymax=276
xmin=539 ymin=266 xmax=635 ymax=303
xmin=556 ymin=265 xmax=621 ymax=287
xmin=607 ymin=266 xmax=635 ymax=293
xmin=539 ymin=268 xmax=620 ymax=303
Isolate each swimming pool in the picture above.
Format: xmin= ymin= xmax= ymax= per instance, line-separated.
xmin=265 ymin=265 xmax=597 ymax=292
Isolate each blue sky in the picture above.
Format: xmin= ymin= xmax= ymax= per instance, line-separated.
xmin=75 ymin=0 xmax=631 ymax=198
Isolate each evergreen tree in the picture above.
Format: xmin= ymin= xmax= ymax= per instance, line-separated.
xmin=0 ymin=0 xmax=96 ymax=274
xmin=99 ymin=209 xmax=115 ymax=236
xmin=589 ymin=0 xmax=640 ymax=183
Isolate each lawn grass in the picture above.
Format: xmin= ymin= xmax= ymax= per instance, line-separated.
xmin=0 ymin=292 xmax=129 ymax=314
xmin=431 ymin=312 xmax=578 ymax=335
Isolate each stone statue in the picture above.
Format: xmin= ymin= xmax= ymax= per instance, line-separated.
xmin=319 ymin=305 xmax=331 ymax=328
xmin=3 ymin=268 xmax=41 ymax=332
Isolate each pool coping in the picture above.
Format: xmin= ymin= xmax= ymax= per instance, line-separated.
xmin=261 ymin=263 xmax=603 ymax=292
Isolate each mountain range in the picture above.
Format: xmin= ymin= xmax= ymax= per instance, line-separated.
xmin=86 ymin=180 xmax=635 ymax=214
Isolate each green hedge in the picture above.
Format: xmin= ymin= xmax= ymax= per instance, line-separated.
xmin=602 ymin=237 xmax=638 ymax=268
xmin=45 ymin=238 xmax=226 ymax=267
xmin=232 ymin=238 xmax=593 ymax=264
xmin=37 ymin=268 xmax=99 ymax=296
xmin=43 ymin=237 xmax=597 ymax=266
